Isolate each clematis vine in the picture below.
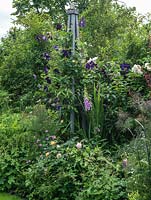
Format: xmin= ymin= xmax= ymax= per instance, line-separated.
xmin=85 ymin=57 xmax=98 ymax=70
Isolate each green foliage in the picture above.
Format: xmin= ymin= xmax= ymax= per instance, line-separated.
xmin=0 ymin=12 xmax=53 ymax=108
xmin=12 ymin=0 xmax=89 ymax=21
xmin=1 ymin=2 xmax=151 ymax=199
xmin=0 ymin=90 xmax=10 ymax=112
xmin=30 ymin=104 xmax=62 ymax=135
xmin=118 ymin=115 xmax=151 ymax=200
xmin=23 ymin=139 xmax=127 ymax=200
xmin=80 ymin=1 xmax=148 ymax=61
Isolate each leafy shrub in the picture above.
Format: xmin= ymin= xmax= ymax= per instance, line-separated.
xmin=23 ymin=139 xmax=128 ymax=200
xmin=118 ymin=117 xmax=151 ymax=200
xmin=30 ymin=104 xmax=61 ymax=136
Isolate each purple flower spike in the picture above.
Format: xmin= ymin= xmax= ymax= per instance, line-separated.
xmin=79 ymin=17 xmax=86 ymax=28
xmin=44 ymin=66 xmax=49 ymax=74
xmin=56 ymin=23 xmax=62 ymax=30
xmin=45 ymin=77 xmax=51 ymax=84
xmin=84 ymin=97 xmax=92 ymax=111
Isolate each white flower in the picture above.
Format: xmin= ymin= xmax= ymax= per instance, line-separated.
xmin=56 ymin=153 xmax=62 ymax=159
xmin=145 ymin=63 xmax=151 ymax=71
xmin=122 ymin=158 xmax=128 ymax=168
xmin=87 ymin=57 xmax=98 ymax=64
xmin=131 ymin=64 xmax=143 ymax=74
xmin=76 ymin=142 xmax=82 ymax=149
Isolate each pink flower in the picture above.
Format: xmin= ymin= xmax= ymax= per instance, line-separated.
xmin=50 ymin=135 xmax=56 ymax=140
xmin=76 ymin=142 xmax=82 ymax=149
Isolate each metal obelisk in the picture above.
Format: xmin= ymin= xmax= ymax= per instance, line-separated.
xmin=67 ymin=2 xmax=79 ymax=134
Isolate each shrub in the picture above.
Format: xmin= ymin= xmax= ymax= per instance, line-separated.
xmin=23 ymin=139 xmax=128 ymax=200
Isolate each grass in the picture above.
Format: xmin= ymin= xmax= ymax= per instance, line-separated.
xmin=0 ymin=193 xmax=21 ymax=200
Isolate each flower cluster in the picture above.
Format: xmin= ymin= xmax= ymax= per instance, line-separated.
xmin=131 ymin=63 xmax=151 ymax=88
xmin=131 ymin=64 xmax=143 ymax=74
xmin=144 ymin=63 xmax=151 ymax=71
xmin=85 ymin=57 xmax=98 ymax=70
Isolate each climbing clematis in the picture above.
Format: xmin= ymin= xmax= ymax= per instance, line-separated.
xmin=85 ymin=57 xmax=98 ymax=70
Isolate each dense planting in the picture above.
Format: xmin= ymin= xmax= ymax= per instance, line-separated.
xmin=1 ymin=0 xmax=151 ymax=199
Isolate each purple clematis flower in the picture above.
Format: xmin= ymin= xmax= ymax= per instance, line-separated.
xmin=85 ymin=57 xmax=98 ymax=70
xmin=41 ymin=35 xmax=47 ymax=41
xmin=56 ymin=104 xmax=61 ymax=110
xmin=53 ymin=45 xmax=59 ymax=51
xmin=35 ymin=34 xmax=47 ymax=42
xmin=120 ymin=63 xmax=130 ymax=73
xmin=79 ymin=17 xmax=86 ymax=27
xmin=45 ymin=77 xmax=51 ymax=84
xmin=44 ymin=66 xmax=49 ymax=74
xmin=62 ymin=49 xmax=71 ymax=58
xmin=56 ymin=23 xmax=62 ymax=30
xmin=43 ymin=52 xmax=51 ymax=60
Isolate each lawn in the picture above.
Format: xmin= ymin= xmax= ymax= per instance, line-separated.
xmin=0 ymin=194 xmax=21 ymax=200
